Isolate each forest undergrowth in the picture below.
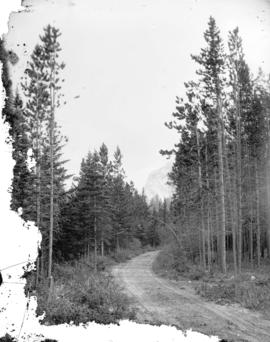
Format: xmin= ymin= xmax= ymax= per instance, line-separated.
xmin=153 ymin=244 xmax=270 ymax=319
xmin=25 ymin=244 xmax=153 ymax=326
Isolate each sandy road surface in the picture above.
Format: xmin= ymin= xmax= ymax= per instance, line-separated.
xmin=112 ymin=251 xmax=270 ymax=342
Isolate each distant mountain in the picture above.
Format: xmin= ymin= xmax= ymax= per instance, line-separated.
xmin=143 ymin=161 xmax=174 ymax=201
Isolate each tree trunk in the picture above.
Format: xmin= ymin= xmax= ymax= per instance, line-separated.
xmin=248 ymin=156 xmax=254 ymax=268
xmin=217 ymin=97 xmax=226 ymax=273
xmin=213 ymin=168 xmax=220 ymax=265
xmin=101 ymin=238 xmax=104 ymax=257
xmin=266 ymin=162 xmax=270 ymax=257
xmin=255 ymin=158 xmax=261 ymax=267
xmin=40 ymin=249 xmax=44 ymax=279
xmin=265 ymin=105 xmax=270 ymax=258
xmin=224 ymin=141 xmax=237 ymax=275
xmin=48 ymin=112 xmax=54 ymax=280
xmin=232 ymin=184 xmax=238 ymax=276
xmin=87 ymin=243 xmax=90 ymax=262
xmin=249 ymin=204 xmax=254 ymax=268
xmin=116 ymin=234 xmax=119 ymax=252
xmin=205 ymin=142 xmax=212 ymax=271
xmin=195 ymin=126 xmax=206 ymax=269
xmin=36 ymin=155 xmax=41 ymax=239
xmin=48 ymin=48 xmax=56 ymax=286
xmin=36 ymin=75 xmax=41 ymax=238
xmin=36 ymin=106 xmax=41 ymax=283
xmin=206 ymin=203 xmax=211 ymax=270
xmin=94 ymin=219 xmax=97 ymax=272
xmin=35 ymin=256 xmax=40 ymax=287
xmin=94 ymin=196 xmax=97 ymax=272
xmin=235 ymin=99 xmax=242 ymax=273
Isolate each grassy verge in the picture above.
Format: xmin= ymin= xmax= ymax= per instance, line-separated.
xmin=25 ymin=245 xmax=152 ymax=326
xmin=31 ymin=260 xmax=135 ymax=324
xmin=25 ymin=243 xmax=156 ymax=326
xmin=153 ymin=243 xmax=270 ymax=318
xmin=32 ymin=258 xmax=136 ymax=325
xmin=195 ymin=270 xmax=270 ymax=317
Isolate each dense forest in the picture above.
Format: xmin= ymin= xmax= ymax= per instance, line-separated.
xmin=160 ymin=17 xmax=270 ymax=275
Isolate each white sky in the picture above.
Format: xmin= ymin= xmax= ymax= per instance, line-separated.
xmin=5 ymin=0 xmax=270 ymax=191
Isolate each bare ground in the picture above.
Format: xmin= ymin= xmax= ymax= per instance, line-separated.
xmin=112 ymin=251 xmax=270 ymax=342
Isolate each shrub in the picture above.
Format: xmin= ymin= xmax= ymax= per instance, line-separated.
xmin=95 ymin=255 xmax=115 ymax=271
xmin=111 ymin=249 xmax=134 ymax=263
xmin=186 ymin=265 xmax=206 ymax=281
xmin=53 ymin=262 xmax=76 ymax=280
xmin=153 ymin=243 xmax=189 ymax=278
xmin=238 ymin=280 xmax=270 ymax=312
xmin=129 ymin=238 xmax=142 ymax=251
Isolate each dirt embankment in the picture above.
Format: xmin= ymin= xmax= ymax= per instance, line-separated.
xmin=112 ymin=251 xmax=270 ymax=342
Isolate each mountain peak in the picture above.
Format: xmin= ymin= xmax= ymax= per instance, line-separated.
xmin=143 ymin=161 xmax=174 ymax=201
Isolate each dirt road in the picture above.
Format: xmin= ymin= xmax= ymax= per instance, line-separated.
xmin=112 ymin=251 xmax=270 ymax=342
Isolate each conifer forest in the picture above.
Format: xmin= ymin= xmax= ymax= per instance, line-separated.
xmin=1 ymin=14 xmax=270 ymax=340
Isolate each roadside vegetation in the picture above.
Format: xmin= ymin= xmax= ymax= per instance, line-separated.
xmin=24 ymin=243 xmax=155 ymax=325
xmin=153 ymin=243 xmax=270 ymax=318
xmin=32 ymin=256 xmax=135 ymax=325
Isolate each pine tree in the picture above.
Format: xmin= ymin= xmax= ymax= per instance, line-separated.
xmin=21 ymin=41 xmax=50 ymax=232
xmin=191 ymin=16 xmax=227 ymax=272
xmin=21 ymin=25 xmax=66 ymax=283
xmin=99 ymin=143 xmax=113 ymax=256
xmin=39 ymin=25 xmax=65 ymax=282
xmin=227 ymin=27 xmax=254 ymax=272
xmin=252 ymin=71 xmax=270 ymax=259
xmin=111 ymin=147 xmax=128 ymax=250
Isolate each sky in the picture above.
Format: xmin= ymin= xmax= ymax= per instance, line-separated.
xmin=4 ymin=0 xmax=270 ymax=191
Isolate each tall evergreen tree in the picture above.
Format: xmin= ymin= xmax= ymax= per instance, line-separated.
xmin=111 ymin=147 xmax=129 ymax=250
xmin=21 ymin=40 xmax=50 ymax=231
xmin=40 ymin=25 xmax=65 ymax=282
xmin=191 ymin=16 xmax=227 ymax=272
xmin=227 ymin=27 xmax=254 ymax=272
xmin=21 ymin=25 xmax=66 ymax=282
xmin=99 ymin=143 xmax=113 ymax=256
